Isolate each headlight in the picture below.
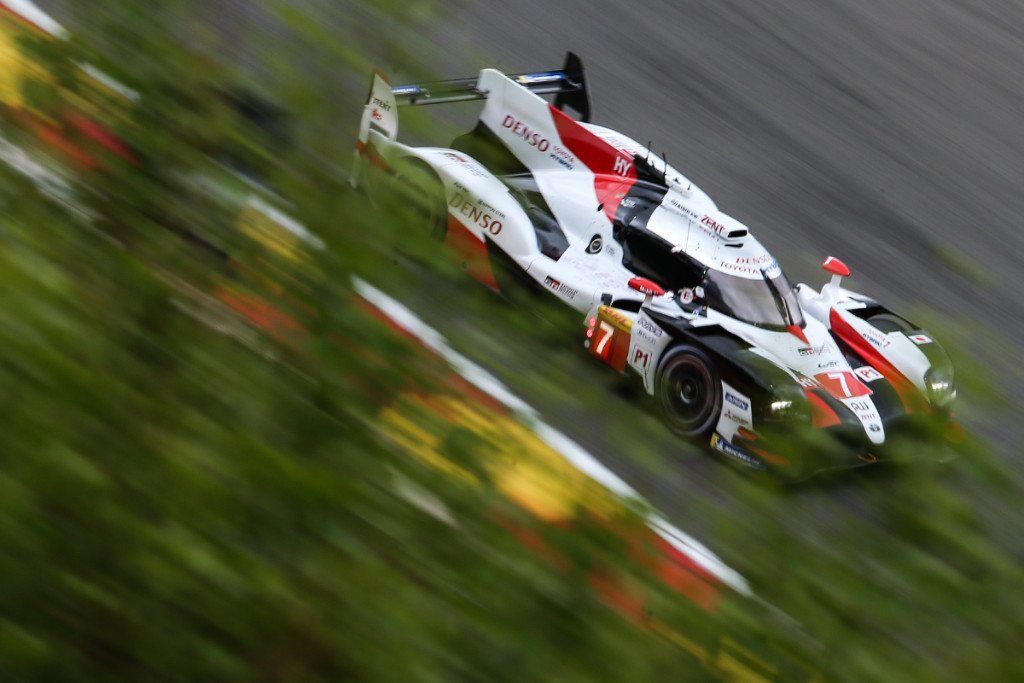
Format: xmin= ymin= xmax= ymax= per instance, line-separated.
xmin=762 ymin=388 xmax=809 ymax=423
xmin=925 ymin=365 xmax=956 ymax=408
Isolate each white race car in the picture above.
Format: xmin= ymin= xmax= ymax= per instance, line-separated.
xmin=352 ymin=54 xmax=957 ymax=478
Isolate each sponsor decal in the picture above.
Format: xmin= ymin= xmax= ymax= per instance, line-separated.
xmin=635 ymin=328 xmax=658 ymax=345
xmin=732 ymin=254 xmax=776 ymax=267
xmin=710 ymin=434 xmax=760 ymax=466
xmin=668 ymin=200 xmax=700 ymax=221
xmin=515 ymin=71 xmax=560 ymax=85
xmin=725 ymin=392 xmax=749 ymax=411
xmin=862 ymin=327 xmax=892 ymax=349
xmin=586 ymin=235 xmax=603 ymax=254
xmin=909 ymin=334 xmax=933 ymax=345
xmin=846 ymin=399 xmax=880 ymax=425
xmin=548 ymin=145 xmax=576 ymax=170
xmin=502 ymin=115 xmax=551 ymax=152
xmin=700 ymin=215 xmax=730 ymax=236
xmin=854 ymin=366 xmax=884 ymax=383
xmin=817 ymin=360 xmax=840 ymax=370
xmin=715 ymin=259 xmax=781 ymax=277
xmin=798 ymin=347 xmax=815 ymax=357
xmin=723 ymin=409 xmax=752 ymax=429
xmin=797 ymin=375 xmax=820 ymax=389
xmin=371 ymin=108 xmax=384 ymax=122
xmin=544 ymin=276 xmax=580 ymax=300
xmin=370 ymin=97 xmax=392 ymax=111
xmin=597 ymin=306 xmax=633 ymax=332
xmin=613 ymin=154 xmax=632 ymax=177
xmin=636 ymin=317 xmax=663 ymax=339
xmin=442 ymin=152 xmax=469 ymax=164
xmin=449 ymin=192 xmax=504 ymax=236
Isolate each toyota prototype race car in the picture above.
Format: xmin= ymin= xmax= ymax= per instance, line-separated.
xmin=351 ymin=53 xmax=959 ymax=479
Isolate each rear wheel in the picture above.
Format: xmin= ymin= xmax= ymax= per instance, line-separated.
xmin=655 ymin=346 xmax=722 ymax=438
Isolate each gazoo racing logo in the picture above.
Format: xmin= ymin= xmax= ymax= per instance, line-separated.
xmin=502 ymin=115 xmax=551 ymax=152
xmin=543 ymin=276 xmax=580 ymax=301
xmin=449 ymin=190 xmax=504 ymax=236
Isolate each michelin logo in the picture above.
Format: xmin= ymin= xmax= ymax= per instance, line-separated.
xmin=711 ymin=434 xmax=761 ymax=467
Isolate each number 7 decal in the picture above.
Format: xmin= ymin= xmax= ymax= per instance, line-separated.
xmin=814 ymin=371 xmax=872 ymax=398
xmin=595 ymin=321 xmax=615 ymax=356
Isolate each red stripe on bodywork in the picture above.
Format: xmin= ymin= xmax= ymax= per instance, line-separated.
xmin=444 ymin=215 xmax=499 ymax=291
xmin=805 ymin=390 xmax=842 ymax=428
xmin=748 ymin=444 xmax=791 ymax=467
xmin=829 ymin=309 xmax=927 ymax=414
xmin=788 ymin=325 xmax=809 ymax=345
xmin=548 ymin=105 xmax=637 ymax=222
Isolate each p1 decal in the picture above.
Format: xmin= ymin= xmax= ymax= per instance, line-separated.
xmin=853 ymin=366 xmax=884 ymax=383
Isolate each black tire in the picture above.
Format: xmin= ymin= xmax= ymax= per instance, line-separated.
xmin=655 ymin=345 xmax=722 ymax=438
xmin=385 ymin=159 xmax=448 ymax=240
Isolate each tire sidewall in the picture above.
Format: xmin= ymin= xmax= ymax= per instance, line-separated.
xmin=655 ymin=345 xmax=722 ymax=439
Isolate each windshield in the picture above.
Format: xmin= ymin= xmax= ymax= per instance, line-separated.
xmin=702 ymin=269 xmax=804 ymax=329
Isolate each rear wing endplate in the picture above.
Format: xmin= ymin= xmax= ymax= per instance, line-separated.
xmin=391 ymin=52 xmax=591 ymax=123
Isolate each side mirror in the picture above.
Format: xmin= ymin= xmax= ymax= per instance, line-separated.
xmin=628 ymin=277 xmax=666 ymax=306
xmin=822 ymin=256 xmax=851 ymax=279
xmin=820 ymin=256 xmax=850 ymax=302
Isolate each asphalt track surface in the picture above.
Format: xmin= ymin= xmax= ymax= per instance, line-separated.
xmin=37 ymin=1 xmax=1024 ymax=554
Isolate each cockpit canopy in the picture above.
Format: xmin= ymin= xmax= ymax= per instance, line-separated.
xmin=618 ymin=212 xmax=804 ymax=330
xmin=702 ymin=269 xmax=804 ymax=330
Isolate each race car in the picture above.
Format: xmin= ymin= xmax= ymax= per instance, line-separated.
xmin=351 ymin=53 xmax=957 ymax=478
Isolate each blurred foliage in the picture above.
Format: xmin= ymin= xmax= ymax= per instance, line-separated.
xmin=1 ymin=1 xmax=1023 ymax=682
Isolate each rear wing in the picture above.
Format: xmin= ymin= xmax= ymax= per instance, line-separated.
xmin=392 ymin=52 xmax=591 ymax=123
xmin=351 ymin=53 xmax=590 ymax=187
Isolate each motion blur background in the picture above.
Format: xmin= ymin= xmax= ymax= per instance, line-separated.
xmin=1 ymin=0 xmax=1022 ymax=680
